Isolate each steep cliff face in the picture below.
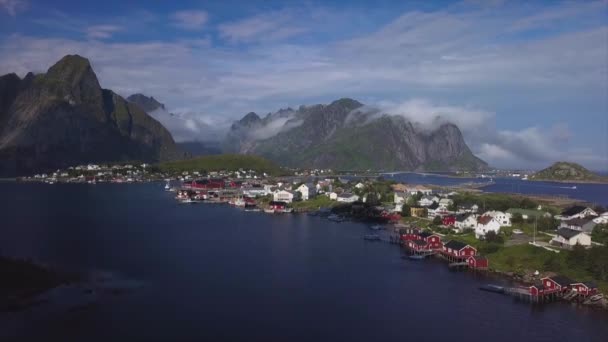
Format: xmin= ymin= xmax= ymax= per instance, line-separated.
xmin=0 ymin=55 xmax=180 ymax=176
xmin=225 ymin=98 xmax=487 ymax=171
xmin=127 ymin=93 xmax=166 ymax=112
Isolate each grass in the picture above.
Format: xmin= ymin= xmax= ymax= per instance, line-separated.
xmin=290 ymin=196 xmax=337 ymax=210
xmin=158 ymin=154 xmax=284 ymax=176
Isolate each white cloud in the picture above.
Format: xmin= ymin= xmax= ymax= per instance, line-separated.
xmin=170 ymin=10 xmax=208 ymax=30
xmin=86 ymin=25 xmax=123 ymax=40
xmin=218 ymin=10 xmax=308 ymax=43
xmin=1 ymin=1 xmax=607 ymax=169
xmin=0 ymin=0 xmax=26 ymax=16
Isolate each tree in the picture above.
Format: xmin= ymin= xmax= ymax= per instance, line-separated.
xmin=591 ymin=224 xmax=608 ymax=244
xmin=366 ymin=192 xmax=381 ymax=206
xmin=484 ymin=231 xmax=504 ymax=244
xmin=567 ymin=244 xmax=587 ymax=269
xmin=433 ymin=216 xmax=442 ymax=225
xmin=537 ymin=217 xmax=558 ymax=231
xmin=511 ymin=212 xmax=524 ymax=225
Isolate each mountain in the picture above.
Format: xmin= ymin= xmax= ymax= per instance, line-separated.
xmin=224 ymin=98 xmax=487 ymax=171
xmin=159 ymin=154 xmax=284 ymax=176
xmin=0 ymin=55 xmax=180 ymax=176
xmin=531 ymin=162 xmax=608 ymax=182
xmin=177 ymin=141 xmax=222 ymax=157
xmin=127 ymin=93 xmax=166 ymax=112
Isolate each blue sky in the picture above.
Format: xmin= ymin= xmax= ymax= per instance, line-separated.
xmin=1 ymin=0 xmax=607 ymax=170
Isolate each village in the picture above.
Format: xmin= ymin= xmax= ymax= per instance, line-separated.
xmin=16 ymin=164 xmax=608 ymax=308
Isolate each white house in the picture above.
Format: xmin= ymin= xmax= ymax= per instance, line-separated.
xmin=355 ymin=182 xmax=365 ymax=189
xmin=551 ymin=228 xmax=591 ymax=247
xmin=482 ymin=210 xmax=512 ymax=227
xmin=438 ymin=198 xmax=453 ymax=209
xmin=327 ymin=192 xmax=338 ymax=201
xmin=475 ymin=216 xmax=501 ymax=239
xmin=558 ymin=206 xmax=598 ymax=221
xmin=455 ymin=214 xmax=478 ymax=231
xmin=418 ymin=195 xmax=439 ymax=207
xmin=394 ymin=191 xmax=409 ymax=205
xmin=273 ymin=190 xmax=295 ymax=203
xmin=337 ymin=193 xmax=359 ymax=203
xmin=296 ymin=183 xmax=316 ymax=201
xmin=593 ymin=212 xmax=608 ymax=224
xmin=457 ymin=203 xmax=479 ymax=214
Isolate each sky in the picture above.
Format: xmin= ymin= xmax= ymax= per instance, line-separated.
xmin=0 ymin=0 xmax=607 ymax=170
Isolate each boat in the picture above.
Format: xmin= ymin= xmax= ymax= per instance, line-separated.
xmin=363 ymin=234 xmax=380 ymax=241
xmin=370 ymin=225 xmax=383 ymax=231
xmin=264 ymin=208 xmax=275 ymax=214
xmin=282 ymin=208 xmax=294 ymax=213
xmin=408 ymin=254 xmax=426 ymax=260
xmin=571 ymin=186 xmax=577 ymax=190
xmin=234 ymin=198 xmax=246 ymax=207
xmin=244 ymin=208 xmax=261 ymax=212
xmin=589 ymin=294 xmax=604 ymax=302
xmin=164 ymin=182 xmax=171 ymax=191
xmin=179 ymin=198 xmax=196 ymax=204
xmin=479 ymin=284 xmax=505 ymax=294
xmin=328 ymin=214 xmax=344 ymax=222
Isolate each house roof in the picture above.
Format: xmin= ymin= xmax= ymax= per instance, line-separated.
xmin=418 ymin=231 xmax=436 ymax=239
xmin=547 ymin=275 xmax=574 ymax=287
xmin=444 ymin=240 xmax=469 ymax=250
xmin=456 ymin=213 xmax=471 ymax=222
xmin=469 ymin=255 xmax=487 ymax=261
xmin=564 ymin=218 xmax=595 ymax=227
xmin=428 ymin=202 xmax=440 ymax=210
xmin=561 ymin=206 xmax=589 ymax=216
xmin=556 ymin=228 xmax=584 ymax=239
xmin=477 ymin=216 xmax=494 ymax=225
xmin=412 ymin=240 xmax=428 ymax=246
xmin=458 ymin=202 xmax=477 ymax=209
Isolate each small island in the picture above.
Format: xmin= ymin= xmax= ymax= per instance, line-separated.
xmin=530 ymin=162 xmax=608 ymax=183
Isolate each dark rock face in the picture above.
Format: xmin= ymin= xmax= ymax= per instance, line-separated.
xmin=0 ymin=55 xmax=180 ymax=176
xmin=225 ymin=98 xmax=487 ymax=171
xmin=127 ymin=93 xmax=166 ymax=112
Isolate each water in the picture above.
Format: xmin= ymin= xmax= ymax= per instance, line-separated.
xmin=1 ymin=183 xmax=607 ymax=341
xmin=386 ymin=173 xmax=608 ymax=206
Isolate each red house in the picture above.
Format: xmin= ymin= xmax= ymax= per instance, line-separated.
xmin=269 ymin=201 xmax=287 ymax=210
xmin=399 ymin=228 xmax=421 ymax=242
xmin=540 ymin=276 xmax=573 ymax=294
xmin=467 ymin=256 xmax=488 ymax=269
xmin=442 ymin=240 xmax=477 ymax=259
xmin=442 ymin=215 xmax=456 ymax=226
xmin=189 ymin=179 xmax=225 ymax=190
xmin=418 ymin=231 xmax=443 ymax=250
xmin=529 ymin=283 xmax=546 ymax=297
xmin=407 ymin=240 xmax=430 ymax=252
xmin=570 ymin=282 xmax=598 ymax=296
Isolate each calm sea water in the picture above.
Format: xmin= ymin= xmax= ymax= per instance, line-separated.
xmin=386 ymin=173 xmax=608 ymax=206
xmin=0 ymin=183 xmax=607 ymax=341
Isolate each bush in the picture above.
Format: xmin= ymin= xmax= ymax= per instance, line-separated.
xmin=433 ymin=216 xmax=442 ymax=225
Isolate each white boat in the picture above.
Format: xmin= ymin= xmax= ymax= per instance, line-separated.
xmin=282 ymin=208 xmax=294 ymax=213
xmin=370 ymin=225 xmax=383 ymax=230
xmin=179 ymin=198 xmax=197 ymax=204
xmin=234 ymin=198 xmax=246 ymax=207
xmin=164 ymin=182 xmax=171 ymax=191
xmin=264 ymin=208 xmax=275 ymax=214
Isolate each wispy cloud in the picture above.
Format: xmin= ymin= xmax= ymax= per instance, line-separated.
xmin=218 ymin=9 xmax=307 ymax=43
xmin=86 ymin=25 xmax=123 ymax=40
xmin=0 ymin=0 xmax=27 ymax=16
xmin=170 ymin=10 xmax=208 ymax=30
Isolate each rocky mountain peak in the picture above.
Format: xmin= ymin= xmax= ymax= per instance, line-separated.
xmin=127 ymin=93 xmax=166 ymax=112
xmin=41 ymin=54 xmax=102 ymax=106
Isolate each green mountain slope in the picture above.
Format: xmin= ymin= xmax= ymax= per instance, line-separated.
xmin=531 ymin=162 xmax=607 ymax=182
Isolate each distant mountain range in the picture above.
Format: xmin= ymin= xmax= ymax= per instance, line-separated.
xmin=0 ymin=55 xmax=180 ymax=176
xmin=531 ymin=162 xmax=608 ymax=183
xmin=224 ymin=98 xmax=487 ymax=171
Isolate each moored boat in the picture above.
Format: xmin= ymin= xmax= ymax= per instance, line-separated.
xmin=264 ymin=208 xmax=275 ymax=214
xmin=370 ymin=225 xmax=383 ymax=230
xmin=363 ymin=234 xmax=380 ymax=241
xmin=479 ymin=284 xmax=505 ymax=294
xmin=408 ymin=254 xmax=426 ymax=260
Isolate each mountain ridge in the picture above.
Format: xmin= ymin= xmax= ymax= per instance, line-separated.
xmin=531 ymin=161 xmax=608 ymax=183
xmin=0 ymin=54 xmax=180 ymax=176
xmin=224 ymin=98 xmax=487 ymax=171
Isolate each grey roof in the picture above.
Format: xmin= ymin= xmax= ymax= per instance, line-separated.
xmin=444 ymin=240 xmax=469 ymax=250
xmin=561 ymin=206 xmax=590 ymax=216
xmin=556 ymin=228 xmax=584 ymax=239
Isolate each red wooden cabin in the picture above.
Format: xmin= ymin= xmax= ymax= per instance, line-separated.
xmin=442 ymin=215 xmax=456 ymax=226
xmin=570 ymin=282 xmax=598 ymax=296
xmin=540 ymin=276 xmax=573 ymax=294
xmin=418 ymin=231 xmax=443 ymax=250
xmin=442 ymin=240 xmax=477 ymax=259
xmin=467 ymin=256 xmax=488 ymax=269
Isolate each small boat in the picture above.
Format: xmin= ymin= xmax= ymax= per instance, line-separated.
xmin=164 ymin=182 xmax=171 ymax=191
xmin=589 ymin=294 xmax=604 ymax=302
xmin=408 ymin=255 xmax=426 ymax=260
xmin=179 ymin=198 xmax=197 ymax=204
xmin=571 ymin=186 xmax=577 ymax=190
xmin=264 ymin=208 xmax=275 ymax=214
xmin=244 ymin=208 xmax=261 ymax=212
xmin=370 ymin=225 xmax=383 ymax=231
xmin=479 ymin=284 xmax=505 ymax=294
xmin=328 ymin=214 xmax=344 ymax=222
xmin=363 ymin=234 xmax=380 ymax=241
